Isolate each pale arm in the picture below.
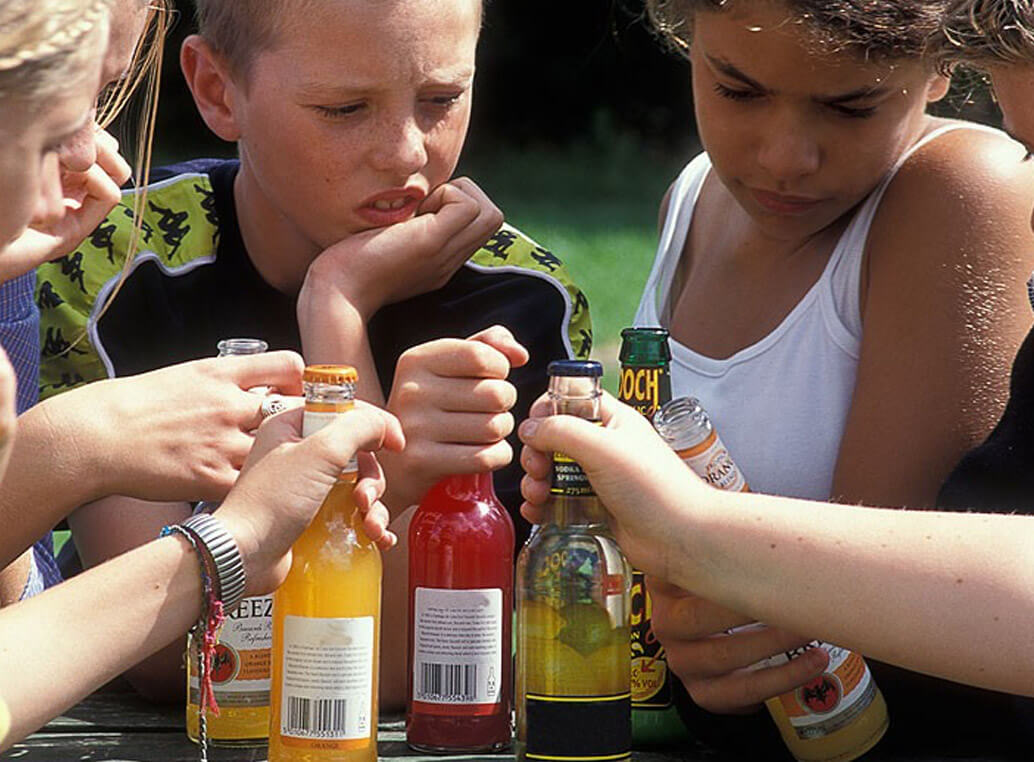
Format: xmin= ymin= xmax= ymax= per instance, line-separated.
xmin=0 ymin=534 xmax=203 ymax=746
xmin=519 ymin=398 xmax=1034 ymax=697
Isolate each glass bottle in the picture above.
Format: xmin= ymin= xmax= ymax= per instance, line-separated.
xmin=187 ymin=337 xmax=272 ymax=747
xmin=617 ymin=327 xmax=688 ymax=747
xmin=515 ymin=360 xmax=632 ymax=762
xmin=269 ymin=366 xmax=380 ymax=762
xmin=654 ymin=397 xmax=890 ymax=762
xmin=406 ymin=473 xmax=514 ymax=752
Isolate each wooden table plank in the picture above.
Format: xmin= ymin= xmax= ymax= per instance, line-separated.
xmin=4 ymin=689 xmax=1019 ymax=761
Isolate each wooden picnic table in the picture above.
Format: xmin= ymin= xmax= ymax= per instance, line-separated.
xmin=3 ymin=684 xmax=1020 ymax=762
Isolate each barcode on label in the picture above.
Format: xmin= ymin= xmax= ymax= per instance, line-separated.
xmin=285 ymin=696 xmax=348 ymax=738
xmin=418 ymin=663 xmax=477 ymax=702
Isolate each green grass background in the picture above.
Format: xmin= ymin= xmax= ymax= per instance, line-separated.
xmin=462 ymin=136 xmax=692 ymax=392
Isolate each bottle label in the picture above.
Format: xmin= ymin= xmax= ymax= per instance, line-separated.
xmin=412 ymin=587 xmax=503 ymax=713
xmin=279 ymin=615 xmax=374 ymax=748
xmin=618 ymin=365 xmax=671 ymax=420
xmin=675 ymin=431 xmax=749 ymax=492
xmin=188 ymin=594 xmax=272 ymax=708
xmin=629 ymin=572 xmax=671 ymax=709
xmin=303 ymin=409 xmax=358 ymax=473
xmin=760 ymin=643 xmax=878 ymax=740
xmin=525 ymin=692 xmax=632 ymax=761
xmin=550 ymin=449 xmax=596 ymax=497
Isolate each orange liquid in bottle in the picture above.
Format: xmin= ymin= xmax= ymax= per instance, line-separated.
xmin=268 ymin=375 xmax=381 ymax=762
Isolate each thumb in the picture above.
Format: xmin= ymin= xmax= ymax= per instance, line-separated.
xmin=518 ymin=414 xmax=616 ymax=474
xmin=467 ymin=324 xmax=530 ymax=368
xmin=301 ymin=404 xmax=405 ymax=476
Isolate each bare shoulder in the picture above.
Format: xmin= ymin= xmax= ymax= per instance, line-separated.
xmin=868 ymin=121 xmax=1034 ymax=281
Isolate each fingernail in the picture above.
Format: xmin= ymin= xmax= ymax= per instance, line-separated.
xmin=519 ymin=419 xmax=539 ymax=439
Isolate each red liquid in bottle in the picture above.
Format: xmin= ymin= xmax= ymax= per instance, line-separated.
xmin=407 ymin=473 xmax=515 ymax=752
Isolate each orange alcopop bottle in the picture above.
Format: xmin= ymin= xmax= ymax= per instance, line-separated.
xmin=269 ymin=365 xmax=380 ymax=762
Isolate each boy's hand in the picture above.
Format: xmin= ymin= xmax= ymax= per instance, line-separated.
xmin=378 ymin=325 xmax=528 ymax=510
xmin=305 ymin=177 xmax=503 ymax=321
xmin=0 ymin=127 xmax=131 ymax=281
xmin=649 ymin=578 xmax=828 ymax=714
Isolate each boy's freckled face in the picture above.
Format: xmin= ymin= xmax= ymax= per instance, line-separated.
xmin=690 ymin=3 xmax=942 ymax=241
xmin=234 ymin=0 xmax=480 ymax=247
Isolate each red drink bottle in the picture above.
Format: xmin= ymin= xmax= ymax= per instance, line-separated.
xmin=407 ymin=473 xmax=515 ymax=752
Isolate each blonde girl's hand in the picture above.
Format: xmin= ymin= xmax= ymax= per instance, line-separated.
xmin=58 ymin=351 xmax=306 ymax=503
xmin=0 ymin=126 xmax=131 ymax=280
xmin=217 ymin=403 xmax=405 ymax=596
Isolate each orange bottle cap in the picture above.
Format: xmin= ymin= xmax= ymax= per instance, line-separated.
xmin=303 ymin=364 xmax=359 ymax=385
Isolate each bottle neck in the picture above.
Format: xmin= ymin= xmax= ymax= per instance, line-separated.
xmin=549 ymin=494 xmax=609 ymax=529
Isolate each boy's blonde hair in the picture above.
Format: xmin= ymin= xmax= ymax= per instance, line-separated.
xmin=0 ymin=0 xmax=112 ymax=99
xmin=194 ymin=0 xmax=302 ymax=79
xmin=646 ymin=0 xmax=948 ymax=62
xmin=937 ymin=0 xmax=1034 ymax=67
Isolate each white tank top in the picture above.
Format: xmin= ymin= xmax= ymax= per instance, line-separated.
xmin=634 ymin=123 xmax=1002 ymax=500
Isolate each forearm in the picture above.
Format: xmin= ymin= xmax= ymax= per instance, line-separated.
xmin=671 ymin=490 xmax=1034 ymax=695
xmin=298 ymin=282 xmax=385 ymax=405
xmin=0 ymin=534 xmax=202 ymax=747
xmin=0 ymin=395 xmax=100 ymax=568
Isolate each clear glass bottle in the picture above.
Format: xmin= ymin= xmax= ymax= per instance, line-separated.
xmin=269 ymin=366 xmax=380 ymax=762
xmin=187 ymin=337 xmax=272 ymax=747
xmin=654 ymin=397 xmax=889 ymax=762
xmin=515 ymin=360 xmax=632 ymax=762
xmin=406 ymin=473 xmax=514 ymax=752
xmin=617 ymin=327 xmax=688 ymax=748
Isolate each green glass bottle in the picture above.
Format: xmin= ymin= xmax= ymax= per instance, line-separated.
xmin=515 ymin=360 xmax=633 ymax=762
xmin=617 ymin=328 xmax=689 ymax=747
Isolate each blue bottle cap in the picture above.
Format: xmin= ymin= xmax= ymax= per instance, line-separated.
xmin=547 ymin=360 xmax=603 ymax=378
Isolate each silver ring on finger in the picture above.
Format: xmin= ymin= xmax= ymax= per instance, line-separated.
xmin=260 ymin=394 xmax=288 ymax=419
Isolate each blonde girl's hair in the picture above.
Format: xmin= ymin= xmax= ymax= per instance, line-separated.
xmin=86 ymin=0 xmax=173 ymax=333
xmin=0 ymin=0 xmax=112 ymax=98
xmin=645 ymin=0 xmax=949 ymax=62
xmin=936 ymin=0 xmax=1034 ymax=68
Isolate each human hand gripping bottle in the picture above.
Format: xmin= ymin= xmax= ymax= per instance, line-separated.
xmin=617 ymin=327 xmax=689 ymax=747
xmin=653 ymin=397 xmax=889 ymax=762
xmin=187 ymin=338 xmax=273 ymax=747
xmin=406 ymin=471 xmax=514 ymax=752
xmin=269 ymin=366 xmax=380 ymax=762
xmin=516 ymin=360 xmax=633 ymax=762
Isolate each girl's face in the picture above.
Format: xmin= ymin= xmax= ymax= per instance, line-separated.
xmin=690 ymin=2 xmax=949 ymax=241
xmin=229 ymin=0 xmax=480 ymax=249
xmin=988 ymin=64 xmax=1034 ymax=232
xmin=0 ymin=22 xmax=107 ymax=253
xmin=58 ymin=0 xmax=150 ymax=174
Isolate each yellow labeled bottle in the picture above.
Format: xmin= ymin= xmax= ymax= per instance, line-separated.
xmin=269 ymin=365 xmax=380 ymax=762
xmin=655 ymin=397 xmax=889 ymax=762
xmin=516 ymin=360 xmax=633 ymax=762
xmin=187 ymin=338 xmax=272 ymax=746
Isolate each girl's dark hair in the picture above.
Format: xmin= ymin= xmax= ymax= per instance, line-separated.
xmin=645 ymin=0 xmax=949 ymax=61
